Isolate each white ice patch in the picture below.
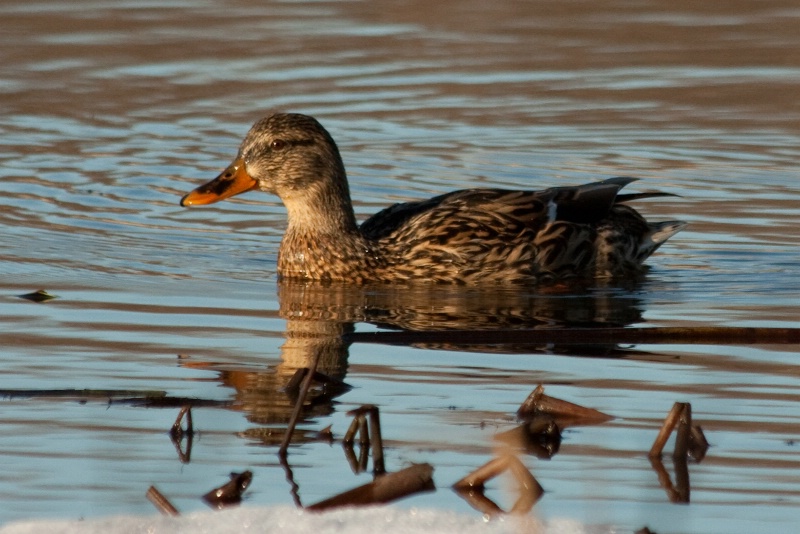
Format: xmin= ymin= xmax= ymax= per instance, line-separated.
xmin=0 ymin=505 xmax=608 ymax=534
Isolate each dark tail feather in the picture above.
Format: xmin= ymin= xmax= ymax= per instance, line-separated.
xmin=617 ymin=191 xmax=681 ymax=203
xmin=638 ymin=220 xmax=688 ymax=261
xmin=551 ymin=177 xmax=637 ymax=224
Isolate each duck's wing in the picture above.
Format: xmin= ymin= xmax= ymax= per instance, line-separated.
xmin=360 ymin=191 xmax=458 ymax=240
xmin=360 ymin=177 xmax=637 ymax=240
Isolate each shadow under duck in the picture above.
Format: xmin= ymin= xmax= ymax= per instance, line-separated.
xmin=181 ymin=113 xmax=686 ymax=284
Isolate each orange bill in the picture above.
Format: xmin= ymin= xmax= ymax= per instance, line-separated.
xmin=180 ymin=157 xmax=257 ymax=206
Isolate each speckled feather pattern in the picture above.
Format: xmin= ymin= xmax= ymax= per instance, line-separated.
xmin=186 ymin=113 xmax=686 ymax=284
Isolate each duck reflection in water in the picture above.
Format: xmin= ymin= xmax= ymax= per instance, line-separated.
xmin=186 ymin=278 xmax=653 ymax=443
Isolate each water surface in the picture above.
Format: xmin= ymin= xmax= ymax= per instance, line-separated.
xmin=1 ymin=1 xmax=800 ymax=532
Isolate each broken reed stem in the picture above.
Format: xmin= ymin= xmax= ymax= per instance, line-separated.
xmin=672 ymin=403 xmax=692 ymax=461
xmin=517 ymin=384 xmax=612 ymax=425
xmin=343 ymin=412 xmax=370 ymax=447
xmin=689 ymin=424 xmax=710 ymax=461
xmin=367 ymin=407 xmax=385 ymax=476
xmin=649 ymin=402 xmax=685 ymax=458
xmin=307 ymin=463 xmax=434 ymax=511
xmin=343 ymin=415 xmax=361 ymax=445
xmin=170 ymin=406 xmax=193 ymax=439
xmin=279 ymin=351 xmax=322 ymax=457
xmin=358 ymin=415 xmax=370 ymax=447
xmin=343 ymin=405 xmax=385 ymax=475
xmin=146 ymin=485 xmax=180 ymax=516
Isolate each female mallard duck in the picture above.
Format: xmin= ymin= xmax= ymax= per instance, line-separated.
xmin=181 ymin=113 xmax=685 ymax=284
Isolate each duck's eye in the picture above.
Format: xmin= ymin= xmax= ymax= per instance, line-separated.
xmin=270 ymin=139 xmax=287 ymax=150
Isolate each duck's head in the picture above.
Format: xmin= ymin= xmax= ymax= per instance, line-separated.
xmin=180 ymin=114 xmax=354 ymax=224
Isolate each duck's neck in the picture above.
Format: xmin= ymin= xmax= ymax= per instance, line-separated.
xmin=285 ymin=191 xmax=358 ymax=236
xmin=278 ymin=172 xmax=371 ymax=281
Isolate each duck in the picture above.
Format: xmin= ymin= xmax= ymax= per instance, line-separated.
xmin=180 ymin=113 xmax=686 ymax=284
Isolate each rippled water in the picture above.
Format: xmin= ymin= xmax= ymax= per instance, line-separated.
xmin=2 ymin=1 xmax=800 ymax=532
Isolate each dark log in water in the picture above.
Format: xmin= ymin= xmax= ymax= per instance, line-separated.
xmin=349 ymin=326 xmax=800 ymax=347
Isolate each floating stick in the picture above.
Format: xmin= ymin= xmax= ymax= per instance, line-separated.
xmin=307 ymin=463 xmax=434 ymax=511
xmin=349 ymin=326 xmax=800 ymax=347
xmin=146 ymin=485 xmax=180 ymax=516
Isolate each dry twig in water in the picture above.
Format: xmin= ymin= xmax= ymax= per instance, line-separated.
xmin=307 ymin=463 xmax=435 ymax=511
xmin=146 ymin=485 xmax=180 ymax=516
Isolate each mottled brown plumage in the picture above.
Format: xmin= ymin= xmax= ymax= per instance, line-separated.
xmin=181 ymin=113 xmax=685 ymax=284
